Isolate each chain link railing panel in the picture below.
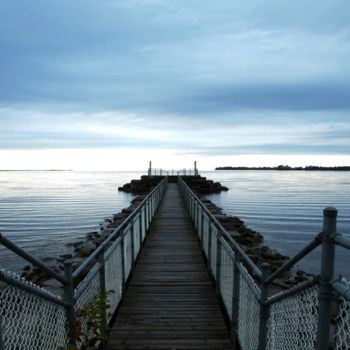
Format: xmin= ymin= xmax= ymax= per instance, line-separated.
xmin=0 ymin=269 xmax=66 ymax=350
xmin=238 ymin=264 xmax=260 ymax=350
xmin=140 ymin=209 xmax=146 ymax=243
xmin=197 ymin=207 xmax=202 ymax=241
xmin=124 ymin=228 xmax=132 ymax=279
xmin=104 ymin=243 xmax=123 ymax=321
xmin=267 ymin=286 xmax=318 ymax=350
xmin=202 ymin=214 xmax=209 ymax=256
xmin=334 ymin=278 xmax=350 ymax=349
xmin=133 ymin=217 xmax=141 ymax=261
xmin=220 ymin=247 xmax=234 ymax=320
xmin=74 ymin=263 xmax=100 ymax=346
xmin=210 ymin=227 xmax=218 ymax=278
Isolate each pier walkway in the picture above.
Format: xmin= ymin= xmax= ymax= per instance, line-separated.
xmin=105 ymin=183 xmax=232 ymax=349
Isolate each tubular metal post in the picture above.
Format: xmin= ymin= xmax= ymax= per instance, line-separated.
xmin=197 ymin=203 xmax=201 ymax=233
xmin=200 ymin=209 xmax=204 ymax=251
xmin=139 ymin=212 xmax=143 ymax=247
xmin=192 ymin=196 xmax=195 ymax=221
xmin=216 ymin=232 xmax=222 ymax=297
xmin=98 ymin=252 xmax=107 ymax=334
xmin=130 ymin=222 xmax=135 ymax=269
xmin=193 ymin=198 xmax=196 ymax=222
xmin=316 ymin=207 xmax=337 ymax=350
xmin=64 ymin=262 xmax=76 ymax=346
xmin=231 ymin=253 xmax=241 ymax=349
xmin=121 ymin=232 xmax=126 ymax=294
xmin=258 ymin=263 xmax=270 ymax=350
xmin=146 ymin=199 xmax=150 ymax=229
xmin=143 ymin=205 xmax=147 ymax=238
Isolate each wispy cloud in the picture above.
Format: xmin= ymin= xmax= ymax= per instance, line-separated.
xmin=0 ymin=0 xmax=349 ymax=167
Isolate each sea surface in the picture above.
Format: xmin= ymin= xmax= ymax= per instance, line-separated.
xmin=204 ymin=170 xmax=350 ymax=277
xmin=0 ymin=170 xmax=349 ymax=277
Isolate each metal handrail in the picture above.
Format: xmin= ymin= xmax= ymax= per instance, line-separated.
xmin=73 ymin=179 xmax=165 ymax=279
xmin=264 ymin=233 xmax=323 ymax=285
xmin=0 ymin=176 xmax=168 ymax=349
xmin=331 ymin=279 xmax=350 ymax=302
xmin=0 ymin=269 xmax=68 ymax=307
xmin=178 ymin=176 xmax=350 ymax=350
xmin=333 ymin=233 xmax=350 ymax=250
xmin=0 ymin=233 xmax=68 ymax=285
xmin=178 ymin=177 xmax=262 ymax=278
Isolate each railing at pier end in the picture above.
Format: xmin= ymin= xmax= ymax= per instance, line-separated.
xmin=148 ymin=168 xmax=198 ymax=176
xmin=0 ymin=177 xmax=168 ymax=349
xmin=178 ymin=176 xmax=350 ymax=350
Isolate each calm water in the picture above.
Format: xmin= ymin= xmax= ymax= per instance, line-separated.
xmin=0 ymin=171 xmax=137 ymax=271
xmin=0 ymin=170 xmax=349 ymax=276
xmin=204 ymin=171 xmax=350 ymax=277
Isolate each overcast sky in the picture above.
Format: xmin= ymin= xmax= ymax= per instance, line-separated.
xmin=1 ymin=0 xmax=349 ymax=170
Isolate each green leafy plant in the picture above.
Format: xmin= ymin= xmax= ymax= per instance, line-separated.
xmin=58 ymin=290 xmax=115 ymax=350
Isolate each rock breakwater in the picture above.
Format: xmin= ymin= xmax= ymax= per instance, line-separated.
xmin=182 ymin=175 xmax=229 ymax=194
xmin=203 ymin=197 xmax=312 ymax=290
xmin=21 ymin=194 xmax=147 ymax=295
xmin=118 ymin=175 xmax=164 ymax=194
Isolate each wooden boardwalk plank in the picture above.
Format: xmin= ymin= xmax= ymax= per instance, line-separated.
xmin=104 ymin=183 xmax=232 ymax=350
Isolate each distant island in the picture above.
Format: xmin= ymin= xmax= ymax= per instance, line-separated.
xmin=215 ymin=165 xmax=350 ymax=171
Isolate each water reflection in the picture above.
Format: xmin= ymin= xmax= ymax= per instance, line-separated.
xmin=204 ymin=170 xmax=350 ymax=277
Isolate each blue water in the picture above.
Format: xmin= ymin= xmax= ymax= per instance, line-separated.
xmin=0 ymin=171 xmax=137 ymax=271
xmin=204 ymin=171 xmax=350 ymax=277
xmin=0 ymin=170 xmax=349 ymax=276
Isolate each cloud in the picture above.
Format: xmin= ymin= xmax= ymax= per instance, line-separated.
xmin=0 ymin=0 xmax=349 ymax=166
xmin=1 ymin=108 xmax=349 ymax=158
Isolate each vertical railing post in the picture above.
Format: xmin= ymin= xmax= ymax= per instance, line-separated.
xmin=98 ymin=252 xmax=107 ymax=333
xmin=189 ymin=195 xmax=193 ymax=218
xmin=139 ymin=212 xmax=143 ymax=247
xmin=143 ymin=205 xmax=147 ymax=238
xmin=258 ymin=263 xmax=270 ymax=350
xmin=192 ymin=196 xmax=195 ymax=221
xmin=316 ymin=207 xmax=337 ymax=350
xmin=200 ymin=209 xmax=204 ymax=251
xmin=216 ymin=232 xmax=222 ymax=297
xmin=146 ymin=198 xmax=150 ymax=229
xmin=64 ymin=261 xmax=76 ymax=346
xmin=130 ymin=222 xmax=135 ymax=270
xmin=194 ymin=200 xmax=197 ymax=228
xmin=121 ymin=232 xmax=126 ymax=294
xmin=231 ymin=253 xmax=241 ymax=349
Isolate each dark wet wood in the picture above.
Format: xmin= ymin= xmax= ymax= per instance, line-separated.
xmin=105 ymin=183 xmax=232 ymax=350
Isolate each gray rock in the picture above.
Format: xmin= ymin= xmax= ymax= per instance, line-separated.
xmin=42 ymin=279 xmax=64 ymax=297
xmin=75 ymin=244 xmax=95 ymax=258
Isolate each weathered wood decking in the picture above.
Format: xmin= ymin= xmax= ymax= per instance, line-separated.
xmin=105 ymin=183 xmax=232 ymax=350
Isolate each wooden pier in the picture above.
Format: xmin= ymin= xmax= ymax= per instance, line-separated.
xmin=105 ymin=183 xmax=232 ymax=349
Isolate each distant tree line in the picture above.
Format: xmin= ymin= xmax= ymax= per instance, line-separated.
xmin=215 ymin=165 xmax=350 ymax=171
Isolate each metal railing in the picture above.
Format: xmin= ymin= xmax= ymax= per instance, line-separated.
xmin=148 ymin=168 xmax=199 ymax=176
xmin=0 ymin=177 xmax=168 ymax=350
xmin=178 ymin=177 xmax=350 ymax=350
